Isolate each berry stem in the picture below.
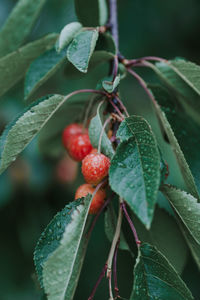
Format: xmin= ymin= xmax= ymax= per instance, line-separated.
xmin=82 ymin=94 xmax=97 ymax=130
xmin=121 ymin=201 xmax=141 ymax=247
xmin=112 ymin=55 xmax=119 ymax=81
xmin=88 ymin=264 xmax=108 ymax=300
xmin=113 ymin=238 xmax=120 ymax=299
xmin=127 ymin=68 xmax=157 ymax=106
xmin=98 ymin=116 xmax=112 ymax=154
xmin=108 ymin=270 xmax=114 ymax=300
xmin=114 ymin=95 xmax=129 ymax=117
xmin=108 ymin=98 xmax=124 ymax=120
xmin=58 ymin=89 xmax=108 ymax=121
xmin=107 ymin=198 xmax=123 ymax=278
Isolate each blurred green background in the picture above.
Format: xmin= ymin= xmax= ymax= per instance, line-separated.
xmin=0 ymin=0 xmax=200 ymax=299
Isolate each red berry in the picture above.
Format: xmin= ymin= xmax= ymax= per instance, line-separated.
xmin=82 ymin=152 xmax=110 ymax=185
xmin=67 ymin=133 xmax=93 ymax=161
xmin=75 ymin=183 xmax=106 ymax=214
xmin=62 ymin=123 xmax=85 ymax=149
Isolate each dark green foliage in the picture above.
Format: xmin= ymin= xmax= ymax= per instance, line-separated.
xmin=0 ymin=0 xmax=200 ymax=299
xmin=34 ymin=199 xmax=82 ymax=287
xmin=24 ymin=48 xmax=66 ymax=99
xmin=131 ymin=243 xmax=193 ymax=299
xmin=109 ymin=116 xmax=160 ymax=228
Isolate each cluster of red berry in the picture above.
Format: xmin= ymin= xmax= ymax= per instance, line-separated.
xmin=62 ymin=123 xmax=110 ymax=214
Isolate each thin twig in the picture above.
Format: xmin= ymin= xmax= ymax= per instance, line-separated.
xmin=113 ymin=238 xmax=120 ymax=299
xmin=114 ymin=95 xmax=129 ymax=117
xmin=127 ymin=68 xmax=156 ymax=105
xmin=108 ymin=271 xmax=114 ymax=300
xmin=121 ymin=201 xmax=141 ymax=247
xmin=98 ymin=116 xmax=112 ymax=153
xmin=112 ymin=55 xmax=119 ymax=80
xmin=107 ymin=198 xmax=123 ymax=277
xmin=83 ymin=94 xmax=98 ymax=129
xmin=109 ymin=0 xmax=119 ymax=52
xmin=108 ymin=98 xmax=125 ymax=120
xmin=88 ymin=264 xmax=108 ymax=300
xmin=126 ymin=56 xmax=167 ymax=67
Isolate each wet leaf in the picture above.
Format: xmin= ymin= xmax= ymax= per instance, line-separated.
xmin=131 ymin=243 xmax=193 ymax=300
xmin=109 ymin=116 xmax=160 ymax=228
xmin=67 ymin=30 xmax=99 ymax=73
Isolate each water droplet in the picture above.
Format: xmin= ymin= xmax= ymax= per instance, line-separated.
xmin=57 ymin=221 xmax=61 ymax=228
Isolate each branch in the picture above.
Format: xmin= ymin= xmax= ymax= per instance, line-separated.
xmin=109 ymin=0 xmax=119 ymax=53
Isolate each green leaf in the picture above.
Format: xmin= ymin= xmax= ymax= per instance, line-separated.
xmin=75 ymin=0 xmax=108 ymax=26
xmin=0 ymin=94 xmax=62 ymax=174
xmin=0 ymin=91 xmax=89 ymax=174
xmin=130 ymin=243 xmax=193 ymax=300
xmin=67 ymin=30 xmax=99 ymax=73
xmin=150 ymin=85 xmax=200 ymax=198
xmin=179 ymin=221 xmax=200 ymax=270
xmin=34 ymin=195 xmax=92 ymax=299
xmin=104 ymin=203 xmax=130 ymax=252
xmin=161 ymin=185 xmax=200 ymax=246
xmin=0 ymin=0 xmax=47 ymax=57
xmin=89 ymin=101 xmax=114 ymax=158
xmin=109 ymin=116 xmax=160 ymax=228
xmin=56 ymin=22 xmax=82 ymax=53
xmin=0 ymin=33 xmax=58 ymax=99
xmin=24 ymin=47 xmax=66 ymax=100
xmin=161 ymin=185 xmax=200 ymax=270
xmin=133 ymin=207 xmax=188 ymax=274
xmin=168 ymin=60 xmax=200 ymax=97
xmin=154 ymin=60 xmax=200 ymax=126
xmin=102 ymin=75 xmax=120 ymax=93
xmin=63 ymin=50 xmax=114 ymax=80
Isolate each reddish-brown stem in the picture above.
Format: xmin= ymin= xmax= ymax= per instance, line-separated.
xmin=88 ymin=264 xmax=108 ymax=300
xmin=66 ymin=89 xmax=107 ymax=98
xmin=127 ymin=68 xmax=156 ymax=106
xmin=114 ymin=95 xmax=129 ymax=117
xmin=108 ymin=98 xmax=125 ymax=120
xmin=121 ymin=201 xmax=141 ymax=247
xmin=113 ymin=238 xmax=120 ymax=299
xmin=126 ymin=56 xmax=167 ymax=67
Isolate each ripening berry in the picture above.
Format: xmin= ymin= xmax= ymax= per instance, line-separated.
xmin=82 ymin=152 xmax=110 ymax=185
xmin=56 ymin=154 xmax=78 ymax=183
xmin=75 ymin=183 xmax=106 ymax=214
xmin=67 ymin=133 xmax=93 ymax=161
xmin=62 ymin=123 xmax=85 ymax=149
